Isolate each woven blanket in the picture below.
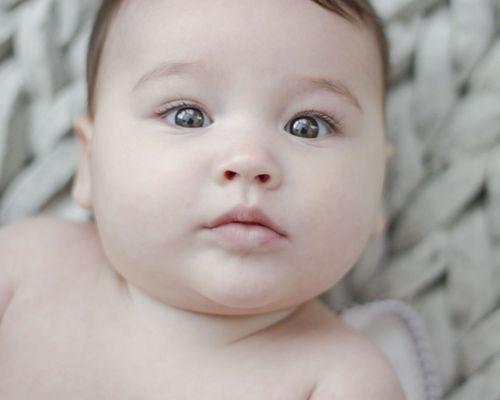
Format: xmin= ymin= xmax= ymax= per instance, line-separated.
xmin=1 ymin=0 xmax=499 ymax=397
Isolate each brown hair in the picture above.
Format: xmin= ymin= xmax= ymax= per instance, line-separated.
xmin=86 ymin=0 xmax=389 ymax=120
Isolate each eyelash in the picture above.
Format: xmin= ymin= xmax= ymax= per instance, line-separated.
xmin=288 ymin=109 xmax=344 ymax=135
xmin=156 ymin=99 xmax=345 ymax=135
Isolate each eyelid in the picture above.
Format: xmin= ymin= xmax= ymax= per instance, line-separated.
xmin=155 ymin=99 xmax=212 ymax=122
xmin=155 ymin=100 xmax=345 ymax=135
xmin=288 ymin=109 xmax=344 ymax=135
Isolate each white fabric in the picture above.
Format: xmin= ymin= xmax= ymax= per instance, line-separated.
xmin=341 ymin=299 xmax=443 ymax=400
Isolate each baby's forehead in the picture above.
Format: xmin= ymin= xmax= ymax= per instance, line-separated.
xmin=100 ymin=0 xmax=382 ymax=105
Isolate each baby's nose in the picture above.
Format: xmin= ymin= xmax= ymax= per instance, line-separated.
xmin=215 ymin=155 xmax=282 ymax=190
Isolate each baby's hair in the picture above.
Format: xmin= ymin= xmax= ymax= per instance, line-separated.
xmin=86 ymin=0 xmax=389 ymax=121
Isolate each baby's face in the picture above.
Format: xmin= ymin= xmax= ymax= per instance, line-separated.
xmin=76 ymin=0 xmax=386 ymax=314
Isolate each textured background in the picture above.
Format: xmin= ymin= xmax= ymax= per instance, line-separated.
xmin=1 ymin=0 xmax=500 ymax=398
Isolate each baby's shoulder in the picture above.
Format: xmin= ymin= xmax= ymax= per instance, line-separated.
xmin=0 ymin=215 xmax=101 ymax=287
xmin=302 ymin=301 xmax=406 ymax=399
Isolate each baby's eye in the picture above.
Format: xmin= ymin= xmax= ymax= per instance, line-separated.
xmin=157 ymin=102 xmax=342 ymax=137
xmin=286 ymin=112 xmax=341 ymax=139
xmin=159 ymin=101 xmax=211 ymax=128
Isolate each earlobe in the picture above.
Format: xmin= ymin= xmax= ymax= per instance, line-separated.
xmin=370 ymin=142 xmax=393 ymax=238
xmin=73 ymin=115 xmax=94 ymax=144
xmin=370 ymin=210 xmax=386 ymax=238
xmin=385 ymin=142 xmax=395 ymax=165
xmin=71 ymin=115 xmax=94 ymax=211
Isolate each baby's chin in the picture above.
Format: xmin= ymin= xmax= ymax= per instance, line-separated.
xmin=127 ymin=277 xmax=303 ymax=319
xmin=153 ymin=280 xmax=304 ymax=317
xmin=195 ymin=286 xmax=292 ymax=314
xmin=184 ymin=268 xmax=310 ymax=315
xmin=105 ymin=246 xmax=318 ymax=316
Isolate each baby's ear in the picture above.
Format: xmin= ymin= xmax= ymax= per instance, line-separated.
xmin=369 ymin=142 xmax=394 ymax=238
xmin=71 ymin=115 xmax=94 ymax=210
xmin=385 ymin=142 xmax=395 ymax=165
xmin=370 ymin=210 xmax=386 ymax=238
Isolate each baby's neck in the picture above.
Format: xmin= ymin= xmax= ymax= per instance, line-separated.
xmin=97 ymin=262 xmax=307 ymax=349
xmin=128 ymin=283 xmax=304 ymax=347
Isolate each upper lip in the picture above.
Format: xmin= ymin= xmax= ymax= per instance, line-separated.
xmin=206 ymin=205 xmax=286 ymax=237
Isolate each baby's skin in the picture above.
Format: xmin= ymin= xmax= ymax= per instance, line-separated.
xmin=0 ymin=0 xmax=405 ymax=398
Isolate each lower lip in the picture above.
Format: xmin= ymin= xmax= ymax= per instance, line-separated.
xmin=206 ymin=223 xmax=286 ymax=250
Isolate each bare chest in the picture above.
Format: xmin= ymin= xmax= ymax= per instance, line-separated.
xmin=0 ymin=284 xmax=316 ymax=400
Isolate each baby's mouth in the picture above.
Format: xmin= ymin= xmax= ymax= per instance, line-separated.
xmin=207 ymin=222 xmax=286 ymax=249
xmin=205 ymin=204 xmax=286 ymax=237
xmin=204 ymin=204 xmax=287 ymax=250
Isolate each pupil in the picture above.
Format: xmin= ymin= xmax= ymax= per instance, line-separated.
xmin=291 ymin=117 xmax=318 ymax=138
xmin=176 ymin=108 xmax=204 ymax=127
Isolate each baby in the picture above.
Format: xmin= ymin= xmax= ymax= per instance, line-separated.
xmin=0 ymin=0 xmax=405 ymax=398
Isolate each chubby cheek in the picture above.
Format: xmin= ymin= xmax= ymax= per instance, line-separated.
xmin=293 ymin=149 xmax=384 ymax=287
xmin=90 ymin=126 xmax=199 ymax=271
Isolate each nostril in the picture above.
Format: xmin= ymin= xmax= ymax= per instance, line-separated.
xmin=225 ymin=171 xmax=237 ymax=180
xmin=223 ymin=171 xmax=271 ymax=183
xmin=258 ymin=174 xmax=270 ymax=183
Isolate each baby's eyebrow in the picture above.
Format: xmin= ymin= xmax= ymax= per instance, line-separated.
xmin=297 ymin=76 xmax=363 ymax=112
xmin=133 ymin=60 xmax=207 ymax=91
xmin=133 ymin=60 xmax=363 ymax=112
